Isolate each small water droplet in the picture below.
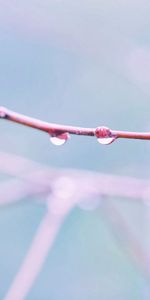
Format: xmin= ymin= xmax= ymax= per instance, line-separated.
xmin=97 ymin=136 xmax=116 ymax=145
xmin=95 ymin=126 xmax=116 ymax=145
xmin=50 ymin=132 xmax=70 ymax=146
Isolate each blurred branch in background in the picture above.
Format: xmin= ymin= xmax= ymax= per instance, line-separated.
xmin=100 ymin=199 xmax=150 ymax=282
xmin=4 ymin=198 xmax=74 ymax=300
xmin=0 ymin=179 xmax=46 ymax=206
xmin=0 ymin=151 xmax=150 ymax=205
xmin=0 ymin=151 xmax=150 ymax=299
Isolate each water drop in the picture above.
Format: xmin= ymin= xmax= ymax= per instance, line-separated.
xmin=97 ymin=136 xmax=116 ymax=145
xmin=50 ymin=132 xmax=70 ymax=146
xmin=95 ymin=126 xmax=116 ymax=145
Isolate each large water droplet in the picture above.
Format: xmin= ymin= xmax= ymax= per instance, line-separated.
xmin=50 ymin=132 xmax=70 ymax=146
xmin=97 ymin=136 xmax=116 ymax=145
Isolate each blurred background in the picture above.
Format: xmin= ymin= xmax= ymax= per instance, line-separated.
xmin=0 ymin=0 xmax=150 ymax=299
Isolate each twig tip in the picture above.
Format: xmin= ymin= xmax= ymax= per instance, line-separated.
xmin=0 ymin=106 xmax=7 ymax=118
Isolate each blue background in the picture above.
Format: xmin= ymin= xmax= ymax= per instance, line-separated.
xmin=0 ymin=1 xmax=150 ymax=299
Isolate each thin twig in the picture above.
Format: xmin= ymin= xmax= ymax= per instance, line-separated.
xmin=0 ymin=107 xmax=94 ymax=136
xmin=1 ymin=107 xmax=150 ymax=142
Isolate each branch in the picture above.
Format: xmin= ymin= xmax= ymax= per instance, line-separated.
xmin=0 ymin=151 xmax=150 ymax=206
xmin=1 ymin=107 xmax=150 ymax=144
xmin=1 ymin=152 xmax=150 ymax=297
xmin=0 ymin=179 xmax=49 ymax=206
xmin=4 ymin=197 xmax=74 ymax=300
xmin=0 ymin=107 xmax=94 ymax=136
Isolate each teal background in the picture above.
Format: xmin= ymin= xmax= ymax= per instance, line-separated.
xmin=0 ymin=1 xmax=150 ymax=299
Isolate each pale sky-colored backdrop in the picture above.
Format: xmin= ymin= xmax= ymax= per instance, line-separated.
xmin=0 ymin=1 xmax=150 ymax=299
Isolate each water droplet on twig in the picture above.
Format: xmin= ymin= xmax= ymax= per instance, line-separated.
xmin=49 ymin=132 xmax=70 ymax=146
xmin=97 ymin=136 xmax=116 ymax=145
xmin=95 ymin=126 xmax=116 ymax=145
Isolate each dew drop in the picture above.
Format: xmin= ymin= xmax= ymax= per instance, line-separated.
xmin=97 ymin=136 xmax=116 ymax=145
xmin=50 ymin=132 xmax=70 ymax=146
xmin=95 ymin=126 xmax=116 ymax=145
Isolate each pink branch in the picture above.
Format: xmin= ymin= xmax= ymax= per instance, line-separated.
xmin=0 ymin=151 xmax=150 ymax=205
xmin=0 ymin=179 xmax=48 ymax=206
xmin=4 ymin=205 xmax=73 ymax=300
xmin=0 ymin=106 xmax=94 ymax=136
xmin=1 ymin=107 xmax=150 ymax=142
xmin=0 ymin=151 xmax=150 ymax=297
